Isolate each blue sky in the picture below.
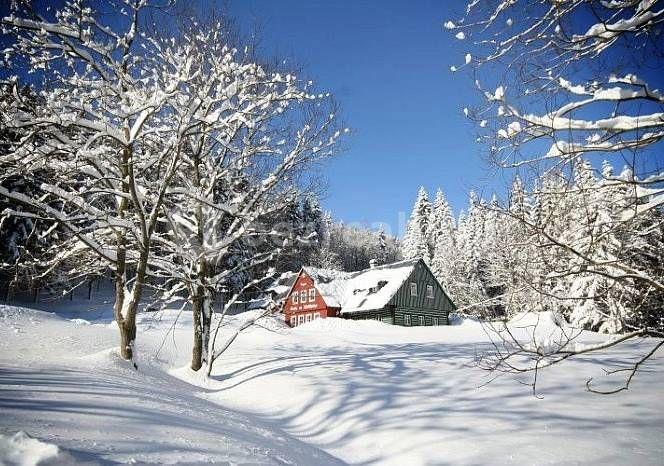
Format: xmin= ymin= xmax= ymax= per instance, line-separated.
xmin=226 ymin=0 xmax=484 ymax=236
xmin=4 ymin=1 xmax=661 ymax=237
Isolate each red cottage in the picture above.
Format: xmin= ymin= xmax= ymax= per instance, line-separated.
xmin=282 ymin=267 xmax=349 ymax=327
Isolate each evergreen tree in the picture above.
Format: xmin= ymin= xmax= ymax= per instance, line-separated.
xmin=454 ymin=192 xmax=490 ymax=312
xmin=310 ymin=211 xmax=342 ymax=270
xmin=567 ymin=159 xmax=613 ymax=330
xmin=402 ymin=187 xmax=432 ymax=261
xmin=428 ymin=189 xmax=454 ymax=255
xmin=429 ymin=189 xmax=457 ymax=294
xmin=376 ymin=225 xmax=389 ymax=265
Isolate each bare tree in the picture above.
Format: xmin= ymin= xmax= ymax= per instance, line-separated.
xmin=0 ymin=0 xmax=194 ymax=361
xmin=142 ymin=25 xmax=346 ymax=371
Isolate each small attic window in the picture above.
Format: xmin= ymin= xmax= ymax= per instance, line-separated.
xmin=410 ymin=282 xmax=418 ymax=297
xmin=369 ymin=281 xmax=388 ymax=294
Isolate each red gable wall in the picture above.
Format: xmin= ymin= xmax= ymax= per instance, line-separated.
xmin=283 ymin=271 xmax=339 ymax=326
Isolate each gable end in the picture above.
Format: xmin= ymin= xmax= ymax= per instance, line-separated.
xmin=388 ymin=259 xmax=456 ymax=313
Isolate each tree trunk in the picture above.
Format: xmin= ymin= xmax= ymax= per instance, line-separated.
xmin=191 ymin=290 xmax=204 ymax=371
xmin=114 ymin=267 xmax=146 ymax=361
xmin=118 ymin=316 xmax=136 ymax=360
xmin=114 ymin=135 xmax=137 ymax=362
xmin=190 ymin=152 xmax=212 ymax=372
xmin=117 ymin=248 xmax=149 ymax=362
xmin=191 ymin=268 xmax=211 ymax=371
xmin=113 ymin=253 xmax=132 ymax=360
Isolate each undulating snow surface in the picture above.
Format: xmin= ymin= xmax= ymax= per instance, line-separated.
xmin=0 ymin=303 xmax=342 ymax=465
xmin=1 ymin=297 xmax=663 ymax=465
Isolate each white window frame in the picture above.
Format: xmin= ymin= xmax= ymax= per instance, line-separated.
xmin=306 ymin=314 xmax=312 ymax=323
xmin=410 ymin=282 xmax=418 ymax=297
xmin=426 ymin=284 xmax=434 ymax=299
xmin=298 ymin=314 xmax=305 ymax=325
xmin=313 ymin=312 xmax=320 ymax=320
xmin=419 ymin=315 xmax=425 ymax=326
xmin=300 ymin=290 xmax=307 ymax=303
xmin=292 ymin=293 xmax=298 ymax=304
xmin=404 ymin=314 xmax=411 ymax=326
xmin=433 ymin=317 xmax=439 ymax=326
xmin=309 ymin=288 xmax=316 ymax=302
xmin=290 ymin=316 xmax=297 ymax=327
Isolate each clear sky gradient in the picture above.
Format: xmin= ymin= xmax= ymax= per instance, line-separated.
xmin=227 ymin=0 xmax=485 ymax=236
xmin=5 ymin=1 xmax=660 ymax=236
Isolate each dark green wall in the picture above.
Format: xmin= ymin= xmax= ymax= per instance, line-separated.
xmin=345 ymin=308 xmax=394 ymax=325
xmin=389 ymin=260 xmax=455 ymax=326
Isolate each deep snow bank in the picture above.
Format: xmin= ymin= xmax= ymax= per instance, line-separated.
xmin=0 ymin=432 xmax=59 ymax=466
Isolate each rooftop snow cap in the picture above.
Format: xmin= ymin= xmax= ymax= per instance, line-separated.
xmin=298 ymin=258 xmax=421 ymax=314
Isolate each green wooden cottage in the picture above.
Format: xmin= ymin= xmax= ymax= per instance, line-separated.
xmin=281 ymin=258 xmax=456 ymax=327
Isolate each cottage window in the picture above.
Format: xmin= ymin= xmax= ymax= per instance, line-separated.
xmin=300 ymin=290 xmax=307 ymax=302
xmin=419 ymin=315 xmax=425 ymax=326
xmin=426 ymin=284 xmax=434 ymax=299
xmin=410 ymin=282 xmax=418 ymax=296
xmin=433 ymin=317 xmax=439 ymax=326
xmin=290 ymin=316 xmax=297 ymax=327
xmin=309 ymin=288 xmax=316 ymax=301
xmin=313 ymin=312 xmax=320 ymax=319
xmin=306 ymin=314 xmax=312 ymax=323
xmin=298 ymin=314 xmax=305 ymax=325
xmin=292 ymin=293 xmax=299 ymax=304
xmin=404 ymin=314 xmax=411 ymax=326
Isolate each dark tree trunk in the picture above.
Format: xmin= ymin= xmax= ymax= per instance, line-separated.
xmin=189 ymin=150 xmax=211 ymax=372
xmin=118 ymin=316 xmax=136 ymax=361
xmin=191 ymin=280 xmax=211 ymax=370
xmin=191 ymin=291 xmax=203 ymax=371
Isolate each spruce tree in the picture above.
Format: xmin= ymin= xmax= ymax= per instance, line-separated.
xmin=402 ymin=187 xmax=432 ymax=261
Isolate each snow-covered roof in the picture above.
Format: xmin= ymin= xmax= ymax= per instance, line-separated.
xmin=302 ymin=266 xmax=353 ymax=307
xmin=340 ymin=259 xmax=419 ymax=314
xmin=267 ymin=271 xmax=298 ymax=299
xmin=300 ymin=259 xmax=421 ymax=313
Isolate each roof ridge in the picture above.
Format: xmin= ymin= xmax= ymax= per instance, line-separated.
xmin=355 ymin=257 xmax=420 ymax=274
xmin=302 ymin=258 xmax=420 ymax=278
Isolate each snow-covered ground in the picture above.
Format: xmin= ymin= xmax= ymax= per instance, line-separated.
xmin=1 ymin=297 xmax=663 ymax=465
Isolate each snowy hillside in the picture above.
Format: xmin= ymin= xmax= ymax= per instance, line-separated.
xmin=1 ymin=301 xmax=663 ymax=465
xmin=0 ymin=305 xmax=342 ymax=465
